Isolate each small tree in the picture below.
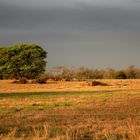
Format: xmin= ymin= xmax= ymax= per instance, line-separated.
xmin=0 ymin=44 xmax=47 ymax=79
xmin=125 ymin=65 xmax=138 ymax=79
xmin=115 ymin=71 xmax=126 ymax=79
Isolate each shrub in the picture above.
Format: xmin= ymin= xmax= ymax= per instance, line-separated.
xmin=12 ymin=78 xmax=28 ymax=84
xmin=35 ymin=78 xmax=46 ymax=84
xmin=115 ymin=71 xmax=127 ymax=79
xmin=90 ymin=81 xmax=108 ymax=86
xmin=31 ymin=74 xmax=47 ymax=84
xmin=19 ymin=78 xmax=28 ymax=84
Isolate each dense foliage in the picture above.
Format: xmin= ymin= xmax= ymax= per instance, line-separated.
xmin=0 ymin=44 xmax=47 ymax=79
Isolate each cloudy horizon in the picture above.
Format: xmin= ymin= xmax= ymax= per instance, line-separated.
xmin=0 ymin=0 xmax=140 ymax=69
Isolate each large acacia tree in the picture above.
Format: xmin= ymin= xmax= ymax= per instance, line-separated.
xmin=0 ymin=44 xmax=47 ymax=79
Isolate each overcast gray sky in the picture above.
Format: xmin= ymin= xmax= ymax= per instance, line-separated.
xmin=0 ymin=0 xmax=140 ymax=69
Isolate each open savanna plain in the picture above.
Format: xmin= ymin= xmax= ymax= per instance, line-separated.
xmin=0 ymin=80 xmax=140 ymax=140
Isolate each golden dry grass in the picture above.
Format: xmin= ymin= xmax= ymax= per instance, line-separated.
xmin=0 ymin=79 xmax=140 ymax=93
xmin=0 ymin=79 xmax=140 ymax=140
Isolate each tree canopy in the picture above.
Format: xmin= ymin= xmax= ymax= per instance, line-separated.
xmin=0 ymin=44 xmax=47 ymax=79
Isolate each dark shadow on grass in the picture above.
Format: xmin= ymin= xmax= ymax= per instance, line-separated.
xmin=0 ymin=89 xmax=131 ymax=99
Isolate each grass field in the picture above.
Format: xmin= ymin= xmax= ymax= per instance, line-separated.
xmin=0 ymin=80 xmax=140 ymax=140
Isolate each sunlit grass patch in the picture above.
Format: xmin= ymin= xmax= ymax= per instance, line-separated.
xmin=0 ymin=80 xmax=140 ymax=139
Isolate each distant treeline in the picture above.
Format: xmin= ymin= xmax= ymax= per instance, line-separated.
xmin=0 ymin=44 xmax=140 ymax=81
xmin=46 ymin=65 xmax=140 ymax=81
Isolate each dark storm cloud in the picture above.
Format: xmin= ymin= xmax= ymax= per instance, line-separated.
xmin=0 ymin=0 xmax=140 ymax=68
xmin=0 ymin=2 xmax=140 ymax=31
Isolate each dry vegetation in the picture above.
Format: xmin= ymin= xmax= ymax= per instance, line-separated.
xmin=0 ymin=80 xmax=140 ymax=140
xmin=1 ymin=79 xmax=140 ymax=93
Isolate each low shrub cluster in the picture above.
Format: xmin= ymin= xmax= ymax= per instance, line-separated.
xmin=12 ymin=75 xmax=47 ymax=84
xmin=31 ymin=74 xmax=47 ymax=84
xmin=12 ymin=78 xmax=28 ymax=84
xmin=90 ymin=81 xmax=108 ymax=86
